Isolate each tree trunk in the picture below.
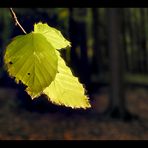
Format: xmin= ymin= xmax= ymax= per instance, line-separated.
xmin=68 ymin=8 xmax=91 ymax=93
xmin=106 ymin=8 xmax=136 ymax=121
xmin=140 ymin=8 xmax=147 ymax=74
xmin=91 ymin=8 xmax=100 ymax=75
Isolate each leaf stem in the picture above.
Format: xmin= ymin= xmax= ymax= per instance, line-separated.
xmin=9 ymin=8 xmax=27 ymax=34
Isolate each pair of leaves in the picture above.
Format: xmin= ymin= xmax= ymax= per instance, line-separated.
xmin=4 ymin=22 xmax=91 ymax=109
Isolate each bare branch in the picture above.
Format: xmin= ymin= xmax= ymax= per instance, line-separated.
xmin=9 ymin=8 xmax=27 ymax=34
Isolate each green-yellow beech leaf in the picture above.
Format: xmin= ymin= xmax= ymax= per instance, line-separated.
xmin=43 ymin=51 xmax=91 ymax=109
xmin=4 ymin=22 xmax=91 ymax=109
xmin=4 ymin=32 xmax=58 ymax=98
xmin=34 ymin=22 xmax=71 ymax=50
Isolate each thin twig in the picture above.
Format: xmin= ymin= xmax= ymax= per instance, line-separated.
xmin=9 ymin=8 xmax=27 ymax=34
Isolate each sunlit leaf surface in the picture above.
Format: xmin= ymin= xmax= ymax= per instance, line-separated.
xmin=34 ymin=22 xmax=71 ymax=50
xmin=43 ymin=51 xmax=91 ymax=109
xmin=4 ymin=32 xmax=58 ymax=98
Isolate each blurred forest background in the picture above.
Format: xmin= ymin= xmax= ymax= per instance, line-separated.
xmin=1 ymin=8 xmax=148 ymax=140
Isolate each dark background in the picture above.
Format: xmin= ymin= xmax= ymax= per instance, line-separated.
xmin=0 ymin=8 xmax=148 ymax=140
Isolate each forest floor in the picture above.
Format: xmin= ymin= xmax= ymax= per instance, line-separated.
xmin=0 ymin=86 xmax=148 ymax=140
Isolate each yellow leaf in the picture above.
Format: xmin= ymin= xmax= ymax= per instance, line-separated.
xmin=43 ymin=51 xmax=91 ymax=109
xmin=4 ymin=32 xmax=58 ymax=98
xmin=34 ymin=22 xmax=71 ymax=50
